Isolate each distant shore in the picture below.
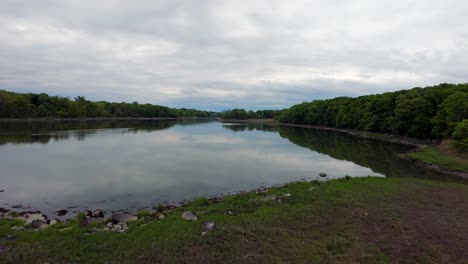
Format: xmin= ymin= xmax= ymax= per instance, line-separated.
xmin=0 ymin=117 xmax=218 ymax=122
xmin=222 ymin=118 xmax=468 ymax=177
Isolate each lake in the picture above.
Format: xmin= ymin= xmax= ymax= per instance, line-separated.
xmin=0 ymin=120 xmax=449 ymax=217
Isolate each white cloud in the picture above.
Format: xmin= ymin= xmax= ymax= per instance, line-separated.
xmin=0 ymin=0 xmax=467 ymax=110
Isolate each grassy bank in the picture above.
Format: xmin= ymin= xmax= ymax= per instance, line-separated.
xmin=406 ymin=143 xmax=468 ymax=172
xmin=1 ymin=176 xmax=468 ymax=263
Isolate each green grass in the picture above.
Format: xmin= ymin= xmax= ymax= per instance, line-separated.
xmin=0 ymin=176 xmax=466 ymax=263
xmin=407 ymin=146 xmax=468 ymax=171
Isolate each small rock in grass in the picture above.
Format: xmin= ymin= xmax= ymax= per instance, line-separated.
xmin=112 ymin=224 xmax=123 ymax=232
xmin=309 ymin=187 xmax=316 ymax=191
xmin=38 ymin=224 xmax=49 ymax=230
xmin=224 ymin=210 xmax=234 ymax=216
xmin=58 ymin=227 xmax=72 ymax=232
xmin=181 ymin=211 xmax=198 ymax=221
xmin=156 ymin=213 xmax=166 ymax=220
xmin=5 ymin=235 xmax=17 ymax=241
xmin=201 ymin=220 xmax=216 ymax=233
xmin=260 ymin=194 xmax=277 ymax=202
xmin=282 ymin=193 xmax=292 ymax=197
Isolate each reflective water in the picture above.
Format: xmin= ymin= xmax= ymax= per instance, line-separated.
xmin=0 ymin=120 xmax=450 ymax=216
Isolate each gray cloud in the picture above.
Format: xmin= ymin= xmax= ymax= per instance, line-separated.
xmin=1 ymin=0 xmax=467 ymax=110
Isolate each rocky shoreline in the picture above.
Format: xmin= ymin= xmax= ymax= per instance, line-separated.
xmin=0 ymin=178 xmax=310 ymax=235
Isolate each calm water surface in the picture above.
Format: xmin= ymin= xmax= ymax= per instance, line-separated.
xmin=0 ymin=120 xmax=450 ymax=216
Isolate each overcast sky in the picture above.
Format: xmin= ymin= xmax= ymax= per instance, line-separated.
xmin=1 ymin=0 xmax=467 ymax=110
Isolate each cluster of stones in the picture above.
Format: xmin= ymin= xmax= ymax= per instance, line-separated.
xmin=181 ymin=211 xmax=216 ymax=235
xmin=2 ymin=179 xmax=307 ymax=235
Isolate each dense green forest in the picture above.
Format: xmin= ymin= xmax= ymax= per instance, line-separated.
xmin=0 ymin=90 xmax=218 ymax=118
xmin=277 ymin=83 xmax=468 ymax=148
xmin=221 ymin=109 xmax=282 ymax=119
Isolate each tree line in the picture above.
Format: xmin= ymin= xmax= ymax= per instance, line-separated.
xmin=277 ymin=83 xmax=468 ymax=149
xmin=0 ymin=90 xmax=218 ymax=118
xmin=220 ymin=109 xmax=282 ymax=119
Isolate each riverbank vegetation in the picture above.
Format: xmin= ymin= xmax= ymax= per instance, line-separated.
xmin=406 ymin=143 xmax=468 ymax=172
xmin=220 ymin=109 xmax=282 ymax=119
xmin=0 ymin=90 xmax=218 ymax=118
xmin=277 ymin=83 xmax=468 ymax=150
xmin=1 ymin=176 xmax=468 ymax=263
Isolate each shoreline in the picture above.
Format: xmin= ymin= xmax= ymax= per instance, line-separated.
xmin=0 ymin=176 xmax=332 ymax=232
xmin=2 ymin=176 xmax=468 ymax=263
xmin=222 ymin=118 xmax=468 ymax=177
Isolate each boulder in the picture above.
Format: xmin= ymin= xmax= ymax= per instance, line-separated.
xmin=111 ymin=213 xmax=137 ymax=224
xmin=92 ymin=209 xmax=104 ymax=218
xmin=55 ymin=209 xmax=68 ymax=216
xmin=181 ymin=211 xmax=198 ymax=221
xmin=31 ymin=219 xmax=49 ymax=229
xmin=81 ymin=210 xmax=93 ymax=217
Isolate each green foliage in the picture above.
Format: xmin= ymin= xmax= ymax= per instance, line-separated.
xmin=407 ymin=146 xmax=468 ymax=171
xmin=452 ymin=119 xmax=468 ymax=150
xmin=137 ymin=210 xmax=153 ymax=219
xmin=0 ymin=90 xmax=218 ymax=118
xmin=278 ymin=83 xmax=468 ymax=139
xmin=220 ymin=109 xmax=261 ymax=119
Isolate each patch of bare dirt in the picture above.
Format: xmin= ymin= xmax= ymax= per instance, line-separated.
xmin=358 ymin=182 xmax=468 ymax=263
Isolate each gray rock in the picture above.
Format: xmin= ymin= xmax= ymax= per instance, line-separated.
xmin=111 ymin=213 xmax=137 ymax=224
xmin=112 ymin=225 xmax=122 ymax=232
xmin=156 ymin=213 xmax=166 ymax=220
xmin=31 ymin=219 xmax=48 ymax=229
xmin=260 ymin=194 xmax=277 ymax=202
xmin=319 ymin=173 xmax=327 ymax=177
xmin=39 ymin=224 xmax=49 ymax=230
xmin=181 ymin=211 xmax=198 ymax=221
xmin=201 ymin=220 xmax=216 ymax=232
xmin=49 ymin=219 xmax=59 ymax=226
xmin=282 ymin=193 xmax=292 ymax=197
xmin=106 ymin=222 xmax=114 ymax=228
xmin=92 ymin=209 xmax=104 ymax=218
xmin=224 ymin=210 xmax=234 ymax=216
xmin=17 ymin=212 xmax=49 ymax=225
xmin=55 ymin=209 xmax=68 ymax=216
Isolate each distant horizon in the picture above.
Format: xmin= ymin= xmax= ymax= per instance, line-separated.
xmin=3 ymin=81 xmax=467 ymax=112
xmin=1 ymin=1 xmax=467 ymax=111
